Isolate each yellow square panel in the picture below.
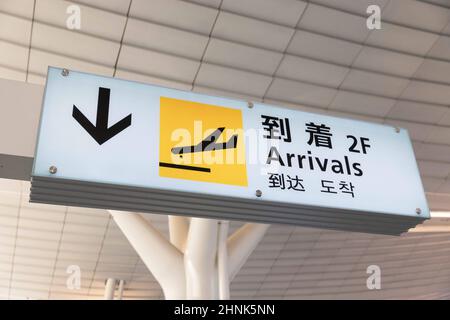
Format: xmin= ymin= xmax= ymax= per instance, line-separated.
xmin=159 ymin=96 xmax=247 ymax=186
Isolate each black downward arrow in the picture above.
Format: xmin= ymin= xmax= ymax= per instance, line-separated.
xmin=72 ymin=87 xmax=132 ymax=145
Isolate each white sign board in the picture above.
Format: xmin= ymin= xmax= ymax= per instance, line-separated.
xmin=31 ymin=68 xmax=429 ymax=234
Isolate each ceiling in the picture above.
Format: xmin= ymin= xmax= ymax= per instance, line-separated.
xmin=1 ymin=179 xmax=450 ymax=300
xmin=1 ymin=0 xmax=450 ymax=299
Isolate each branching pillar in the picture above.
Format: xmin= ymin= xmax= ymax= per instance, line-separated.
xmin=109 ymin=210 xmax=269 ymax=299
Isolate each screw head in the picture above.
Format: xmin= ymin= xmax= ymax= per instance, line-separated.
xmin=255 ymin=189 xmax=262 ymax=197
xmin=395 ymin=127 xmax=400 ymax=133
xmin=49 ymin=166 xmax=57 ymax=174
xmin=416 ymin=208 xmax=421 ymax=215
xmin=247 ymin=101 xmax=254 ymax=109
xmin=61 ymin=68 xmax=69 ymax=77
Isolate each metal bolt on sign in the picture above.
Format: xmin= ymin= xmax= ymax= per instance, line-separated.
xmin=49 ymin=166 xmax=58 ymax=174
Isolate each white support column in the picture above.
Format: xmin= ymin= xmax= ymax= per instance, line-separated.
xmin=109 ymin=210 xmax=186 ymax=299
xmin=168 ymin=216 xmax=190 ymax=252
xmin=117 ymin=280 xmax=125 ymax=300
xmin=217 ymin=221 xmax=230 ymax=300
xmin=227 ymin=223 xmax=270 ymax=281
xmin=184 ymin=218 xmax=218 ymax=299
xmin=110 ymin=210 xmax=270 ymax=300
xmin=104 ymin=278 xmax=116 ymax=300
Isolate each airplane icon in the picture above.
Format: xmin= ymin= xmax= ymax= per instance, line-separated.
xmin=171 ymin=127 xmax=238 ymax=156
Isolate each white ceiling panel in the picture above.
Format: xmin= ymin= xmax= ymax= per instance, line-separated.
xmin=194 ymin=63 xmax=272 ymax=97
xmin=25 ymin=73 xmax=46 ymax=85
xmin=263 ymin=99 xmax=326 ymax=115
xmin=0 ymin=205 xmax=20 ymax=220
xmin=51 ymin=269 xmax=94 ymax=282
xmin=31 ymin=23 xmax=120 ymax=67
xmin=94 ymin=263 xmax=135 ymax=276
xmin=329 ymin=90 xmax=396 ymax=117
xmin=0 ymin=185 xmax=20 ymax=197
xmin=0 ymin=224 xmax=18 ymax=238
xmin=418 ymin=160 xmax=450 ymax=178
xmin=115 ymin=69 xmax=192 ymax=91
xmin=98 ymin=254 xmax=137 ymax=265
xmin=117 ymin=45 xmax=200 ymax=83
xmin=443 ymin=21 xmax=450 ymax=35
xmin=426 ymin=126 xmax=450 ymax=145
xmin=66 ymin=206 xmax=106 ymax=216
xmin=203 ymin=38 xmax=283 ymax=75
xmin=0 ymin=248 xmax=14 ymax=261
xmin=18 ymin=218 xmax=62 ymax=234
xmin=276 ymin=55 xmax=349 ymax=88
xmin=287 ymin=30 xmax=362 ymax=66
xmin=48 ymin=287 xmax=90 ymax=299
xmin=19 ymin=208 xmax=65 ymax=223
xmin=423 ymin=177 xmax=445 ymax=192
xmin=58 ymin=233 xmax=104 ymax=247
xmin=0 ymin=290 xmax=9 ymax=299
xmin=15 ymin=237 xmax=60 ymax=254
xmin=0 ymin=66 xmax=26 ymax=82
xmin=366 ymin=22 xmax=439 ymax=56
xmin=28 ymin=48 xmax=114 ymax=79
xmin=382 ymin=0 xmax=450 ymax=33
xmin=58 ymin=241 xmax=103 ymax=255
xmin=64 ymin=213 xmax=108 ymax=227
xmin=9 ymin=287 xmax=50 ymax=299
xmin=16 ymin=228 xmax=60 ymax=242
xmin=426 ymin=193 xmax=450 ymax=210
xmin=414 ymin=142 xmax=450 ymax=162
xmin=340 ymin=69 xmax=410 ymax=98
xmin=20 ymin=199 xmax=66 ymax=213
xmin=0 ymin=41 xmax=28 ymax=71
xmin=72 ymin=0 xmax=132 ymax=15
xmin=213 ymin=11 xmax=294 ymax=52
xmin=184 ymin=0 xmax=222 ymax=8
xmin=353 ymin=46 xmax=424 ymax=78
xmin=401 ymin=80 xmax=450 ymax=105
xmin=439 ymin=110 xmax=450 ymax=126
xmin=35 ymin=0 xmax=127 ymax=41
xmin=387 ymin=100 xmax=449 ymax=124
xmin=0 ymin=216 xmax=18 ymax=229
xmin=123 ymin=18 xmax=208 ymax=60
xmin=428 ymin=35 xmax=450 ymax=61
xmin=309 ymin=0 xmax=390 ymax=16
xmin=0 ymin=0 xmax=34 ymax=19
xmin=327 ymin=109 xmax=386 ymax=125
xmin=414 ymin=59 xmax=450 ymax=84
xmin=129 ymin=0 xmax=218 ymax=35
xmin=0 ymin=179 xmax=22 ymax=196
xmin=53 ymin=260 xmax=97 ymax=273
xmin=102 ymin=239 xmax=136 ymax=251
xmin=265 ymin=78 xmax=337 ymax=107
xmin=0 ymin=235 xmax=15 ymax=249
xmin=221 ymin=0 xmax=307 ymax=27
xmin=298 ymin=4 xmax=370 ymax=43
xmin=0 ymin=12 xmax=31 ymax=46
xmin=12 ymin=255 xmax=55 ymax=269
xmin=384 ymin=119 xmax=436 ymax=141
xmin=421 ymin=0 xmax=450 ymax=9
xmin=439 ymin=179 xmax=450 ymax=193
xmin=63 ymin=223 xmax=108 ymax=236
